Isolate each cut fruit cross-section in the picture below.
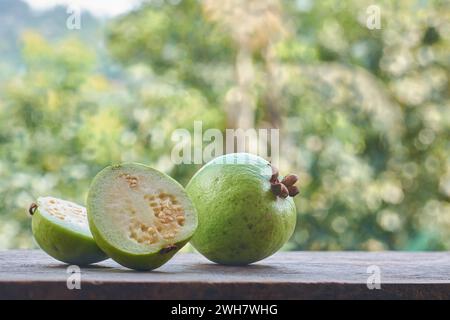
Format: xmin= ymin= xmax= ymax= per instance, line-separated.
xmin=30 ymin=196 xmax=108 ymax=265
xmin=87 ymin=163 xmax=198 ymax=270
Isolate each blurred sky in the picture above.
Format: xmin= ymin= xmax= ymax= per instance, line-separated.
xmin=24 ymin=0 xmax=142 ymax=17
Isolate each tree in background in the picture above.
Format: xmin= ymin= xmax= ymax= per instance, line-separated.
xmin=0 ymin=32 xmax=121 ymax=248
xmin=108 ymin=0 xmax=450 ymax=250
xmin=0 ymin=0 xmax=448 ymax=250
xmin=0 ymin=29 xmax=220 ymax=248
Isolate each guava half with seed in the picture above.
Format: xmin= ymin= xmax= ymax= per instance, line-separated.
xmin=30 ymin=197 xmax=108 ymax=265
xmin=87 ymin=163 xmax=198 ymax=270
xmin=186 ymin=153 xmax=298 ymax=265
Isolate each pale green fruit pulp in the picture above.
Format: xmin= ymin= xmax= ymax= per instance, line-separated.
xmin=31 ymin=196 xmax=107 ymax=265
xmin=87 ymin=163 xmax=198 ymax=270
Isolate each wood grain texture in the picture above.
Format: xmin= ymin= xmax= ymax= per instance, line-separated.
xmin=0 ymin=250 xmax=449 ymax=299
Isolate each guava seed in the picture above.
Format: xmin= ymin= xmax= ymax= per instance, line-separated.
xmin=126 ymin=191 xmax=186 ymax=245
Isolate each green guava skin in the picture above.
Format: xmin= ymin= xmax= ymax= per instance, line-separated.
xmin=32 ymin=208 xmax=108 ymax=265
xmin=87 ymin=163 xmax=197 ymax=271
xmin=87 ymin=223 xmax=190 ymax=271
xmin=187 ymin=153 xmax=297 ymax=265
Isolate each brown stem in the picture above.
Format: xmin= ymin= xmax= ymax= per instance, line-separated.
xmin=159 ymin=245 xmax=178 ymax=254
xmin=29 ymin=203 xmax=38 ymax=216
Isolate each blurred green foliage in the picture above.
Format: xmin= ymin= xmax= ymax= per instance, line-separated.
xmin=0 ymin=0 xmax=449 ymax=251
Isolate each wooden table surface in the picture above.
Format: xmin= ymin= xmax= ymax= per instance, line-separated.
xmin=0 ymin=250 xmax=449 ymax=299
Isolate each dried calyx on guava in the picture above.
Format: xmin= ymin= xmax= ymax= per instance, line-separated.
xmin=29 ymin=197 xmax=108 ymax=265
xmin=87 ymin=163 xmax=198 ymax=270
xmin=269 ymin=165 xmax=299 ymax=198
xmin=186 ymin=153 xmax=298 ymax=265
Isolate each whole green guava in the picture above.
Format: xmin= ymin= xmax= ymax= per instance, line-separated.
xmin=186 ymin=153 xmax=298 ymax=265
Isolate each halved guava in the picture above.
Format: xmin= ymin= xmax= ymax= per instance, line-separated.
xmin=187 ymin=153 xmax=298 ymax=265
xmin=30 ymin=197 xmax=108 ymax=265
xmin=87 ymin=163 xmax=198 ymax=270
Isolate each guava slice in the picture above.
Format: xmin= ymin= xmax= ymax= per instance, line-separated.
xmin=30 ymin=197 xmax=108 ymax=265
xmin=87 ymin=163 xmax=198 ymax=270
xmin=186 ymin=153 xmax=298 ymax=265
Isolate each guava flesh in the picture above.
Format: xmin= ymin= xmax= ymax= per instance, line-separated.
xmin=187 ymin=153 xmax=297 ymax=265
xmin=87 ymin=163 xmax=198 ymax=270
xmin=31 ymin=197 xmax=108 ymax=265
